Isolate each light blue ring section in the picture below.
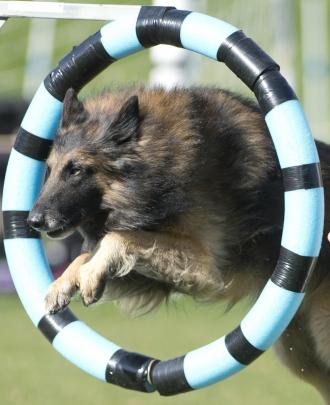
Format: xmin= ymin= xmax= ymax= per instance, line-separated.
xmin=21 ymin=83 xmax=63 ymax=140
xmin=53 ymin=321 xmax=121 ymax=381
xmin=184 ymin=337 xmax=244 ymax=389
xmin=100 ymin=18 xmax=144 ymax=60
xmin=265 ymin=100 xmax=320 ymax=169
xmin=282 ymin=188 xmax=324 ymax=257
xmin=240 ymin=281 xmax=304 ymax=350
xmin=2 ymin=149 xmax=46 ymax=211
xmin=180 ymin=12 xmax=238 ymax=60
xmin=4 ymin=238 xmax=53 ymax=326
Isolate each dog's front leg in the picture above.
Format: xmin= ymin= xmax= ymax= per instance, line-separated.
xmin=75 ymin=232 xmax=136 ymax=306
xmin=45 ymin=229 xmax=222 ymax=312
xmin=45 ymin=252 xmax=91 ymax=313
xmin=79 ymin=229 xmax=225 ymax=305
xmin=45 ymin=233 xmax=135 ymax=312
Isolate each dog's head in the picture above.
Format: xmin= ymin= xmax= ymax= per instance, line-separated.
xmin=28 ymin=88 xmax=141 ymax=238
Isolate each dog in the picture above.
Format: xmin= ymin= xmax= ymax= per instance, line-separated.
xmin=28 ymin=86 xmax=330 ymax=402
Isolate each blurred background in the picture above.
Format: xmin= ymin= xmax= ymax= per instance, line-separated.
xmin=0 ymin=0 xmax=329 ymax=404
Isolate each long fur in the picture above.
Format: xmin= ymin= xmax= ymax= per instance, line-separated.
xmin=28 ymin=86 xmax=330 ymax=403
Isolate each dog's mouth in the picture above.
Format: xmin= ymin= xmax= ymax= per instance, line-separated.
xmin=45 ymin=209 xmax=109 ymax=239
xmin=46 ymin=226 xmax=76 ymax=240
xmin=45 ymin=214 xmax=82 ymax=240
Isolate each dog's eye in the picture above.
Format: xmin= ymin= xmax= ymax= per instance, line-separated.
xmin=70 ymin=167 xmax=81 ymax=177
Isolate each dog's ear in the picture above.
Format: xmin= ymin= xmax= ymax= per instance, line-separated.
xmin=107 ymin=95 xmax=140 ymax=144
xmin=61 ymin=88 xmax=89 ymax=128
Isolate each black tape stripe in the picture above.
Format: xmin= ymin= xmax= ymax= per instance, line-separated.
xmin=44 ymin=31 xmax=115 ymax=101
xmin=282 ymin=163 xmax=322 ymax=192
xmin=38 ymin=309 xmax=78 ymax=343
xmin=3 ymin=210 xmax=39 ymax=239
xmin=14 ymin=128 xmax=53 ymax=161
xmin=225 ymin=326 xmax=263 ymax=366
xmin=217 ymin=30 xmax=279 ymax=91
xmin=217 ymin=31 xmax=297 ymax=113
xmin=150 ymin=356 xmax=192 ymax=396
xmin=106 ymin=349 xmax=157 ymax=392
xmin=271 ymin=246 xmax=317 ymax=292
xmin=254 ymin=69 xmax=297 ymax=114
xmin=136 ymin=6 xmax=191 ymax=48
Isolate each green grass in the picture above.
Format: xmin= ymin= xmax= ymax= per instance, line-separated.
xmin=0 ymin=294 xmax=323 ymax=405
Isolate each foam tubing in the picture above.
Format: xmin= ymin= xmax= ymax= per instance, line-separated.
xmin=2 ymin=5 xmax=324 ymax=396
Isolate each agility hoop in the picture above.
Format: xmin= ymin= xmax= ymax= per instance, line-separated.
xmin=2 ymin=6 xmax=324 ymax=396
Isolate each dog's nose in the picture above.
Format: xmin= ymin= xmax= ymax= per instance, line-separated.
xmin=27 ymin=212 xmax=45 ymax=231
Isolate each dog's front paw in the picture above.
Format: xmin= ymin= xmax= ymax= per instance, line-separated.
xmin=44 ymin=252 xmax=91 ymax=314
xmin=45 ymin=277 xmax=77 ymax=314
xmin=78 ymin=262 xmax=107 ymax=306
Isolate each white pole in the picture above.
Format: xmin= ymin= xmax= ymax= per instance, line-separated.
xmin=22 ymin=1 xmax=56 ymax=100
xmin=301 ymin=0 xmax=330 ymax=141
xmin=0 ymin=1 xmax=141 ymax=21
xmin=271 ymin=0 xmax=296 ymax=88
xmin=149 ymin=0 xmax=204 ymax=88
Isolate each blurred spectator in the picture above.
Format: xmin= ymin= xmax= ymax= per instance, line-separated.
xmin=0 ymin=100 xmax=28 ymax=134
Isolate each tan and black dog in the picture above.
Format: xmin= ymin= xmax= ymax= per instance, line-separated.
xmin=28 ymin=87 xmax=330 ymax=402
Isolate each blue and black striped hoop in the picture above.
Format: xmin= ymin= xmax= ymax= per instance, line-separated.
xmin=2 ymin=6 xmax=324 ymax=396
